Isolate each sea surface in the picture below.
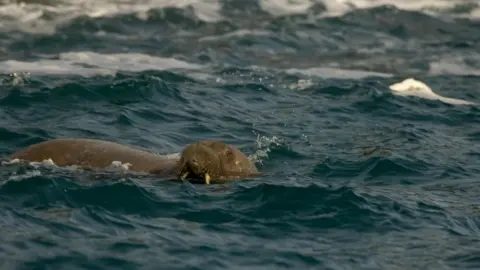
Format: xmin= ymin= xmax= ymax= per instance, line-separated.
xmin=0 ymin=0 xmax=480 ymax=269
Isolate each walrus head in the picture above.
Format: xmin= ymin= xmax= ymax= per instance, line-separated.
xmin=177 ymin=140 xmax=260 ymax=184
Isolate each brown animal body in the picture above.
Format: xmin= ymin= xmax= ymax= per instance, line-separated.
xmin=9 ymin=138 xmax=260 ymax=184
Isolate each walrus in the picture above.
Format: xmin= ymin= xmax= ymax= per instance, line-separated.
xmin=8 ymin=138 xmax=261 ymax=184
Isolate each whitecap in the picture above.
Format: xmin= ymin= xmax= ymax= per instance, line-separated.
xmin=0 ymin=51 xmax=204 ymax=77
xmin=429 ymin=56 xmax=480 ymax=77
xmin=259 ymin=0 xmax=480 ymax=19
xmin=258 ymin=0 xmax=315 ymax=16
xmin=389 ymin=78 xmax=475 ymax=105
xmin=0 ymin=0 xmax=223 ymax=34
xmin=0 ymin=0 xmax=478 ymax=36
xmin=285 ymin=66 xmax=393 ymax=79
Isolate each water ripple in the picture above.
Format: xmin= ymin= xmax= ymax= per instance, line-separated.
xmin=1 ymin=1 xmax=480 ymax=269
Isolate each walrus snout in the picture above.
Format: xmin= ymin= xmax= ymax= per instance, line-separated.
xmin=179 ymin=161 xmax=211 ymax=184
xmin=178 ymin=155 xmax=213 ymax=184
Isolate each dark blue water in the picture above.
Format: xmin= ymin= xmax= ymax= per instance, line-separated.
xmin=1 ymin=0 xmax=480 ymax=269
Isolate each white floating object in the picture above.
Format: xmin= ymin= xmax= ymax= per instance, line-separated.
xmin=389 ymin=78 xmax=475 ymax=105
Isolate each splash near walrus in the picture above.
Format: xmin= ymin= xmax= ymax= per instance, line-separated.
xmin=9 ymin=138 xmax=261 ymax=184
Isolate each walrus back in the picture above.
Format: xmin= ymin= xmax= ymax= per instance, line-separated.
xmin=10 ymin=138 xmax=177 ymax=174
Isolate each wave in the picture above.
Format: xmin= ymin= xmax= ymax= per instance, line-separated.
xmin=1 ymin=137 xmax=477 ymax=269
xmin=285 ymin=66 xmax=393 ymax=79
xmin=0 ymin=51 xmax=204 ymax=77
xmin=0 ymin=4 xmax=478 ymax=78
xmin=2 ymin=52 xmax=479 ymax=84
xmin=0 ymin=0 xmax=478 ymax=35
xmin=314 ymin=154 xmax=429 ymax=185
xmin=260 ymin=0 xmax=480 ymax=19
xmin=0 ymin=167 xmax=437 ymax=232
xmin=429 ymin=54 xmax=480 ymax=77
xmin=0 ymin=0 xmax=223 ymax=34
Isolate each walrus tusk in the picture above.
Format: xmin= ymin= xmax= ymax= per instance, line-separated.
xmin=181 ymin=171 xmax=210 ymax=184
xmin=205 ymin=173 xmax=211 ymax=185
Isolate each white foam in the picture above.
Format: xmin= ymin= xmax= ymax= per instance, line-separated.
xmin=259 ymin=0 xmax=480 ymax=19
xmin=1 ymin=158 xmax=21 ymax=165
xmin=0 ymin=0 xmax=223 ymax=34
xmin=0 ymin=51 xmax=204 ymax=76
xmin=258 ymin=0 xmax=315 ymax=16
xmin=429 ymin=56 xmax=480 ymax=77
xmin=389 ymin=78 xmax=475 ymax=105
xmin=286 ymin=79 xmax=315 ymax=90
xmin=266 ymin=0 xmax=480 ymax=18
xmin=0 ymin=0 xmax=477 ymax=36
xmin=325 ymin=0 xmax=473 ymax=16
xmin=286 ymin=66 xmax=393 ymax=79
xmin=8 ymin=169 xmax=42 ymax=181
xmin=14 ymin=158 xmax=59 ymax=171
xmin=2 ymin=157 xmax=57 ymax=167
xmin=110 ymin=160 xmax=132 ymax=170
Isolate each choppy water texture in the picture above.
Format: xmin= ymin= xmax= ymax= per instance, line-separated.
xmin=1 ymin=0 xmax=480 ymax=269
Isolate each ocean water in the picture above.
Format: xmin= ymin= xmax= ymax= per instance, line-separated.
xmin=0 ymin=0 xmax=480 ymax=269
